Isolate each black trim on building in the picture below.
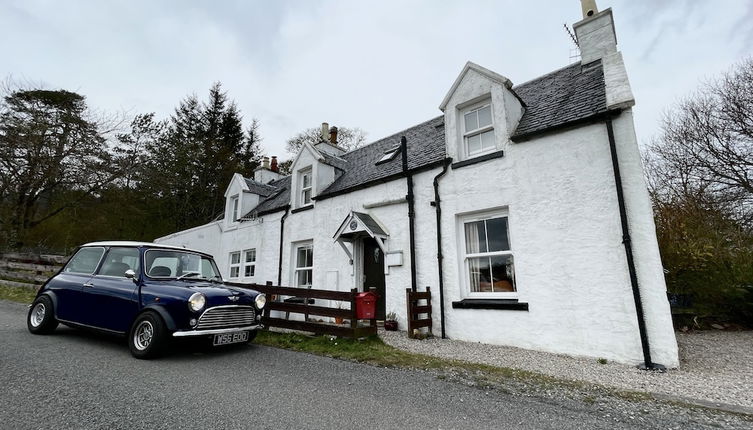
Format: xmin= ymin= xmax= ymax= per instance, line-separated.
xmin=290 ymin=205 xmax=314 ymax=214
xmin=452 ymin=299 xmax=529 ymax=311
xmin=451 ymin=150 xmax=504 ymax=169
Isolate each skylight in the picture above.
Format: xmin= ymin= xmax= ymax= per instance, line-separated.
xmin=376 ymin=146 xmax=401 ymax=165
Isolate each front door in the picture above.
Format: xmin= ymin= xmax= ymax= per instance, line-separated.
xmin=362 ymin=238 xmax=386 ymax=320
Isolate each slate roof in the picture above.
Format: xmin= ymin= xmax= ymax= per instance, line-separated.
xmin=353 ymin=212 xmax=388 ymax=236
xmin=241 ymin=61 xmax=608 ymax=217
xmin=243 ymin=178 xmax=277 ymax=197
xmin=511 ymin=61 xmax=607 ymax=139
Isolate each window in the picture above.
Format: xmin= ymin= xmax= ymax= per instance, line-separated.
xmin=463 ymin=104 xmax=495 ymax=157
xmin=376 ymin=146 xmax=400 ymax=165
xmin=300 ymin=168 xmax=312 ymax=206
xmin=99 ymin=247 xmax=140 ymax=277
xmin=64 ymin=247 xmax=105 ymax=275
xmin=294 ymin=243 xmax=313 ymax=288
xmin=230 ymin=196 xmax=239 ymax=221
xmin=229 ymin=251 xmax=241 ymax=278
xmin=462 ymin=213 xmax=515 ymax=295
xmin=243 ymin=248 xmax=256 ymax=277
xmin=144 ymin=249 xmax=220 ymax=280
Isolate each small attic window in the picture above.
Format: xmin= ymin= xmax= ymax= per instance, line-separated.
xmin=376 ymin=146 xmax=401 ymax=165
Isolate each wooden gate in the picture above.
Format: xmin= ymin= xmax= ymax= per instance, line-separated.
xmin=406 ymin=287 xmax=432 ymax=338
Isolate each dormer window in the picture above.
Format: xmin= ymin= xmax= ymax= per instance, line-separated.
xmin=463 ymin=103 xmax=495 ymax=157
xmin=300 ymin=168 xmax=313 ymax=206
xmin=230 ymin=195 xmax=239 ymax=221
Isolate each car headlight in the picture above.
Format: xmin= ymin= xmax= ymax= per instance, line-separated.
xmin=254 ymin=293 xmax=266 ymax=310
xmin=188 ymin=292 xmax=206 ymax=312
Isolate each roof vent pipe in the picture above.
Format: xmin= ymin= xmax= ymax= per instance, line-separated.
xmin=580 ymin=0 xmax=598 ymax=18
xmin=321 ymin=122 xmax=329 ymax=142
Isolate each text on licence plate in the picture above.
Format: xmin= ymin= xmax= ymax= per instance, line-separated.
xmin=213 ymin=331 xmax=249 ymax=346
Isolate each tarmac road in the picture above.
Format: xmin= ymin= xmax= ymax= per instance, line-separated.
xmin=0 ymin=300 xmax=746 ymax=429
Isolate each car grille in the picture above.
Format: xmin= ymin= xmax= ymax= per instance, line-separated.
xmin=196 ymin=306 xmax=256 ymax=330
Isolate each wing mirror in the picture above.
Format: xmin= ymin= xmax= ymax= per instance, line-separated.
xmin=124 ymin=269 xmax=136 ymax=280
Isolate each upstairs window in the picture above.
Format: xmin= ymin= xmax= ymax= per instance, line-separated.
xmin=300 ymin=168 xmax=313 ymax=206
xmin=463 ymin=104 xmax=495 ymax=157
xmin=230 ymin=196 xmax=239 ymax=221
xmin=243 ymin=248 xmax=256 ymax=277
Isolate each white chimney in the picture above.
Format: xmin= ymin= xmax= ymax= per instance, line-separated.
xmin=573 ymin=4 xmax=617 ymax=65
xmin=321 ymin=122 xmax=329 ymax=142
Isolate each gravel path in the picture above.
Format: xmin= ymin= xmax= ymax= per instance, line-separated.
xmin=381 ymin=329 xmax=753 ymax=410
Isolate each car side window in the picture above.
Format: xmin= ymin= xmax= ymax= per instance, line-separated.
xmin=99 ymin=247 xmax=141 ymax=278
xmin=64 ymin=247 xmax=105 ymax=275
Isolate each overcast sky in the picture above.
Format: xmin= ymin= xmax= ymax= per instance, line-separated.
xmin=2 ymin=0 xmax=752 ymax=159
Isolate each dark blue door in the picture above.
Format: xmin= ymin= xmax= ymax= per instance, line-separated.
xmin=82 ymin=247 xmax=141 ymax=332
xmin=51 ymin=247 xmax=106 ymax=323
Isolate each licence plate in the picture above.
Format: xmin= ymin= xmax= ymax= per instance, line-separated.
xmin=213 ymin=331 xmax=249 ymax=346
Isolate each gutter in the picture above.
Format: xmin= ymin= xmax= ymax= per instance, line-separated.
xmin=277 ymin=205 xmax=290 ymax=286
xmin=401 ymin=136 xmax=418 ymax=292
xmin=605 ymin=116 xmax=663 ymax=371
xmin=432 ymin=158 xmax=452 ymax=338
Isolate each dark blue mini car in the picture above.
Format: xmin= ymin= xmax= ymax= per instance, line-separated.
xmin=27 ymin=241 xmax=266 ymax=359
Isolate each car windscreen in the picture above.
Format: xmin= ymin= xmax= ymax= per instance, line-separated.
xmin=144 ymin=249 xmax=220 ymax=280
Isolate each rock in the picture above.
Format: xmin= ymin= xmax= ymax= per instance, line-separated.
xmin=711 ymin=324 xmax=725 ymax=330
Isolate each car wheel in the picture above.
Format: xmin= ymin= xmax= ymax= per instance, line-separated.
xmin=27 ymin=295 xmax=59 ymax=334
xmin=129 ymin=312 xmax=168 ymax=359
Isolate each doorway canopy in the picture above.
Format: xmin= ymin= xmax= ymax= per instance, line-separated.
xmin=333 ymin=211 xmax=389 ymax=261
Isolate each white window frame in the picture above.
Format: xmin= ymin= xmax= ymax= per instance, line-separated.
xmin=299 ymin=168 xmax=313 ymax=207
xmin=243 ymin=248 xmax=256 ymax=278
xmin=293 ymin=241 xmax=313 ymax=288
xmin=230 ymin=195 xmax=239 ymax=222
xmin=462 ymin=102 xmax=496 ymax=159
xmin=229 ymin=251 xmax=241 ymax=279
xmin=458 ymin=209 xmax=516 ymax=299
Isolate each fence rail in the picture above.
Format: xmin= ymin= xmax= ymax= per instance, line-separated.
xmin=0 ymin=253 xmax=65 ymax=291
xmin=228 ymin=282 xmax=377 ymax=339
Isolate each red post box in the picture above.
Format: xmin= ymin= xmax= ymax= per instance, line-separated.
xmin=355 ymin=291 xmax=377 ymax=319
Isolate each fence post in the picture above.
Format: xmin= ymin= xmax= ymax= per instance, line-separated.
xmin=369 ymin=287 xmax=377 ymax=331
xmin=406 ymin=288 xmax=413 ymax=338
xmin=350 ymin=288 xmax=358 ymax=330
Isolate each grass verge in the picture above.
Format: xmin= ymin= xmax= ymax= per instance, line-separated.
xmin=0 ymin=285 xmax=38 ymax=304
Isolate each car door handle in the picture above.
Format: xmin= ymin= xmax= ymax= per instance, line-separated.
xmin=83 ymin=283 xmax=94 ymax=288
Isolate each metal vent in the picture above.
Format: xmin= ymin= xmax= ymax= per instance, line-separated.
xmin=196 ymin=306 xmax=256 ymax=330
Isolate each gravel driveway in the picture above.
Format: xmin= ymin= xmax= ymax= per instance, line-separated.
xmin=381 ymin=329 xmax=753 ymax=411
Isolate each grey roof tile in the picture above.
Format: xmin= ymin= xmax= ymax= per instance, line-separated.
xmin=243 ymin=178 xmax=277 ymax=197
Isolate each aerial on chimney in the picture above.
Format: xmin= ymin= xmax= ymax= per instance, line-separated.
xmin=580 ymin=0 xmax=598 ymax=18
xmin=329 ymin=126 xmax=338 ymax=144
xmin=321 ymin=122 xmax=329 ymax=142
xmin=261 ymin=156 xmax=270 ymax=169
xmin=270 ymin=156 xmax=279 ymax=173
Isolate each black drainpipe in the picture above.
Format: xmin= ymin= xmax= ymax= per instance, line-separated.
xmin=605 ymin=117 xmax=660 ymax=370
xmin=277 ymin=206 xmax=290 ymax=286
xmin=432 ymin=158 xmax=452 ymax=338
xmin=401 ymin=136 xmax=418 ymax=292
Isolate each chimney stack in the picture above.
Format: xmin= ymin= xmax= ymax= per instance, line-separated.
xmin=321 ymin=122 xmax=329 ymax=142
xmin=573 ymin=2 xmax=616 ymax=64
xmin=270 ymin=156 xmax=279 ymax=172
xmin=329 ymin=126 xmax=338 ymax=144
xmin=262 ymin=156 xmax=270 ymax=169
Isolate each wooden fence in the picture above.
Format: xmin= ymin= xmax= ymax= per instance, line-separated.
xmin=406 ymin=287 xmax=432 ymax=338
xmin=0 ymin=253 xmax=65 ymax=291
xmin=228 ymin=282 xmax=378 ymax=339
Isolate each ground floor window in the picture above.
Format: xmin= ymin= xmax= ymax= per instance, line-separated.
xmin=294 ymin=242 xmax=313 ymax=287
xmin=460 ymin=210 xmax=515 ymax=295
xmin=229 ymin=251 xmax=241 ymax=278
xmin=243 ymin=248 xmax=256 ymax=277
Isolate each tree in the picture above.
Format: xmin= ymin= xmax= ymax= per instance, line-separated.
xmin=0 ymin=85 xmax=121 ymax=247
xmin=285 ymin=126 xmax=367 ymax=155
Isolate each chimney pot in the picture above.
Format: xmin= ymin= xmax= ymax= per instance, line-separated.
xmin=262 ymin=156 xmax=270 ymax=169
xmin=580 ymin=0 xmax=598 ymax=19
xmin=270 ymin=156 xmax=278 ymax=173
xmin=329 ymin=126 xmax=338 ymax=144
xmin=321 ymin=122 xmax=329 ymax=142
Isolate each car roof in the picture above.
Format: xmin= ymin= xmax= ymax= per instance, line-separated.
xmin=80 ymin=241 xmax=211 ymax=256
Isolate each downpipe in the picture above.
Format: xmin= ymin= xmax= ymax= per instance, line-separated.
xmin=432 ymin=158 xmax=452 ymax=338
xmin=277 ymin=206 xmax=290 ymax=286
xmin=401 ymin=136 xmax=418 ymax=292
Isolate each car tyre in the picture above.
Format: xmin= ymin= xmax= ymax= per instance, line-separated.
xmin=129 ymin=312 xmax=168 ymax=359
xmin=27 ymin=295 xmax=58 ymax=334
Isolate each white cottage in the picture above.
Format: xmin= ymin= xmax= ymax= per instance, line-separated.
xmin=156 ymin=2 xmax=679 ymax=368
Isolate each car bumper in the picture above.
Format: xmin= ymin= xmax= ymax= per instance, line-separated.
xmin=172 ymin=324 xmax=262 ymax=337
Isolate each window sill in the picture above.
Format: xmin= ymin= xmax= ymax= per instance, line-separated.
xmin=291 ymin=205 xmax=314 ymax=214
xmin=451 ymin=150 xmax=505 ymax=169
xmin=451 ymin=299 xmax=528 ymax=311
